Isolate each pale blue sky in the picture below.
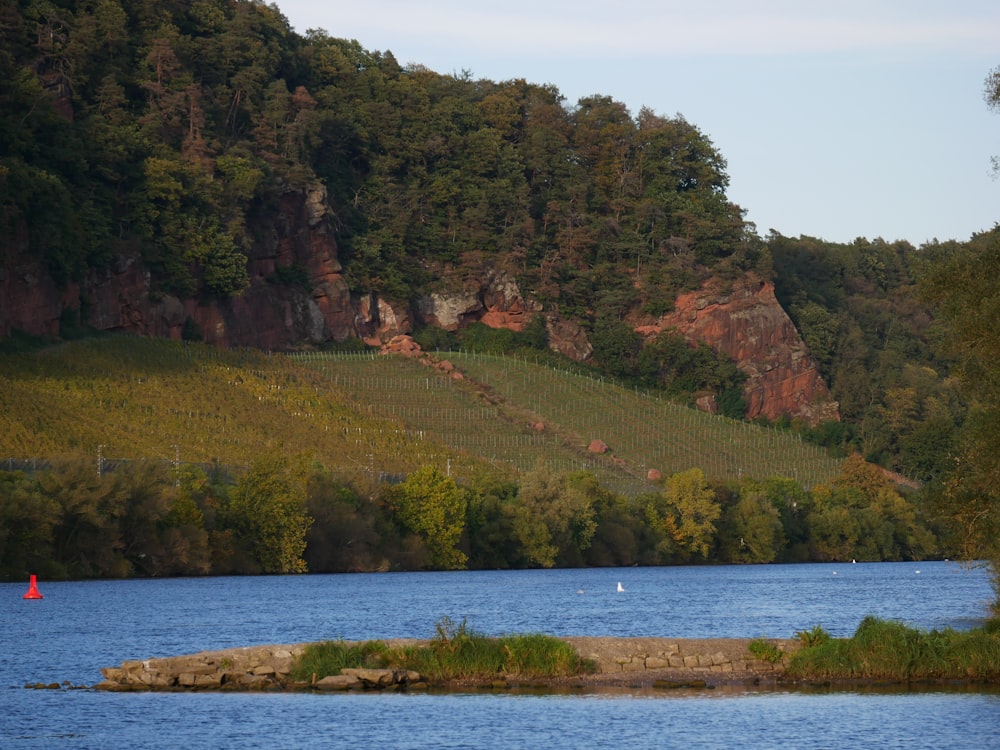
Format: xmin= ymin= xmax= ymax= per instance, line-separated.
xmin=276 ymin=0 xmax=1000 ymax=245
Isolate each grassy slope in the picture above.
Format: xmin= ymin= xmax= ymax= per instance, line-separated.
xmin=0 ymin=336 xmax=842 ymax=492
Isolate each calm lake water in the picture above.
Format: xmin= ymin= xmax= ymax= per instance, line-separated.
xmin=2 ymin=562 xmax=998 ymax=749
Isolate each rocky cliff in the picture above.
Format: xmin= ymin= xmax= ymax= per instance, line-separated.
xmin=1 ymin=182 xmax=355 ymax=348
xmin=0 ymin=183 xmax=531 ymax=350
xmin=635 ymin=277 xmax=839 ymax=426
xmin=1 ymin=191 xmax=836 ymax=424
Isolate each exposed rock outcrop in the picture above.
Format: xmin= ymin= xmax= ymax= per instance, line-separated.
xmin=636 ymin=276 xmax=839 ymax=426
xmin=415 ymin=268 xmax=534 ymax=332
xmin=545 ymin=314 xmax=594 ymax=361
xmin=1 ymin=182 xmax=360 ymax=348
xmin=1 ymin=188 xmax=835 ymax=425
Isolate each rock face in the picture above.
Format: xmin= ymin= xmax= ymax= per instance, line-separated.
xmin=636 ymin=277 xmax=839 ymax=426
xmin=1 ymin=183 xmax=359 ymax=348
xmin=1 ymin=190 xmax=836 ymax=425
xmin=415 ymin=268 xmax=535 ymax=332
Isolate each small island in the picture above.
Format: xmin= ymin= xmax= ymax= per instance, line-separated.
xmin=92 ymin=636 xmax=793 ymax=693
xmin=85 ymin=617 xmax=1000 ymax=694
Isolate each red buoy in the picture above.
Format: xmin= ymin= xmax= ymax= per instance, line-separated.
xmin=23 ymin=574 xmax=43 ymax=600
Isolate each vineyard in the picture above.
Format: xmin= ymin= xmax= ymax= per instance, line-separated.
xmin=294 ymin=350 xmax=844 ymax=490
xmin=0 ymin=337 xmax=844 ymax=493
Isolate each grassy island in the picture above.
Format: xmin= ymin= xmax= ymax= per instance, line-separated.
xmin=291 ymin=618 xmax=595 ymax=685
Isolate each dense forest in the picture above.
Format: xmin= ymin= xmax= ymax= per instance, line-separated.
xmin=1 ymin=0 xmax=999 ymax=590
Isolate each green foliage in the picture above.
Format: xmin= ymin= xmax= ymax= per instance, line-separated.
xmin=805 ymin=455 xmax=936 ymax=562
xmin=748 ymin=639 xmax=784 ymax=663
xmin=4 ymin=2 xmax=752 ymax=324
xmin=795 ymin=624 xmax=831 ymax=648
xmin=770 ymin=233 xmax=961 ymax=479
xmin=511 ymin=465 xmax=599 ymax=568
xmin=0 ymin=336 xmax=948 ymax=578
xmin=459 ymin=319 xmax=549 ymax=355
xmin=787 ymin=616 xmax=1000 ymax=681
xmin=291 ymin=617 xmax=593 ymax=684
xmin=716 ymin=479 xmax=787 ymax=563
xmin=647 ymin=467 xmax=721 ymax=560
xmin=920 ymin=227 xmax=1000 ymax=599
xmin=385 ymin=465 xmax=468 ymax=569
xmin=413 ymin=325 xmax=460 ymax=352
xmin=267 ymin=263 xmax=312 ymax=290
xmin=227 ymin=457 xmax=312 ymax=574
xmin=590 ymin=318 xmax=642 ymax=378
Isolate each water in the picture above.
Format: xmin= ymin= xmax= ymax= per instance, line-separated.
xmin=2 ymin=562 xmax=997 ymax=749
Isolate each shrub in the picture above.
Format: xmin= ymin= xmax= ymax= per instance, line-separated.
xmin=787 ymin=616 xmax=1000 ymax=681
xmin=748 ymin=639 xmax=784 ymax=663
xmin=796 ymin=624 xmax=831 ymax=648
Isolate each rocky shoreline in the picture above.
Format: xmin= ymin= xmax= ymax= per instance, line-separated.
xmin=86 ymin=637 xmax=799 ymax=693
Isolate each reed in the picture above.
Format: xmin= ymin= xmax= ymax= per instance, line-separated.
xmin=787 ymin=616 xmax=1000 ymax=681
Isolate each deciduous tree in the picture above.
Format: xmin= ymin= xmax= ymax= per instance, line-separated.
xmin=386 ymin=465 xmax=468 ymax=570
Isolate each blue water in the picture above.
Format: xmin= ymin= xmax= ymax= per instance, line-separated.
xmin=1 ymin=562 xmax=997 ymax=749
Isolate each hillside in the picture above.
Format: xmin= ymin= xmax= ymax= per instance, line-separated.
xmin=0 ymin=0 xmax=963 ymax=484
xmin=0 ymin=336 xmax=842 ymax=492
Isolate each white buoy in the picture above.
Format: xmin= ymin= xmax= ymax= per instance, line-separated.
xmin=617 ymin=581 xmax=625 ymax=592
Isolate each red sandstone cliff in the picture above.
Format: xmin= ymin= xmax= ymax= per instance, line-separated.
xmin=635 ymin=277 xmax=839 ymax=426
xmin=1 ymin=197 xmax=836 ymax=424
xmin=1 ymin=183 xmax=362 ymax=348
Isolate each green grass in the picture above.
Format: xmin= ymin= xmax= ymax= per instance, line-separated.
xmin=0 ymin=335 xmax=843 ymax=494
xmin=291 ymin=618 xmax=594 ymax=683
xmin=787 ymin=616 xmax=1000 ymax=682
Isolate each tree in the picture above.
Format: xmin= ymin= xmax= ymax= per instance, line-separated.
xmin=464 ymin=476 xmax=522 ymax=569
xmin=921 ymin=227 xmax=1000 ymax=585
xmin=647 ymin=468 xmax=721 ymax=560
xmin=806 ymin=455 xmax=936 ymax=562
xmin=304 ymin=467 xmax=382 ymax=572
xmin=511 ymin=465 xmax=598 ymax=568
xmin=0 ymin=470 xmax=59 ymax=579
xmin=386 ymin=465 xmax=467 ymax=570
xmin=39 ymin=456 xmax=130 ymax=577
xmin=717 ymin=480 xmax=786 ymax=563
xmin=986 ymin=65 xmax=1000 ymax=175
xmin=227 ymin=457 xmax=312 ymax=573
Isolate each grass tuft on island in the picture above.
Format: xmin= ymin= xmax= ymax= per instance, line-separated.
xmin=291 ymin=617 xmax=596 ymax=684
xmin=787 ymin=616 xmax=1000 ymax=682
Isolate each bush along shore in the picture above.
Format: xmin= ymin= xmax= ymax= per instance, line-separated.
xmin=82 ymin=618 xmax=1000 ymax=694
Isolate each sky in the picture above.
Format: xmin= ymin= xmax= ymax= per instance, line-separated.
xmin=275 ymin=0 xmax=1000 ymax=245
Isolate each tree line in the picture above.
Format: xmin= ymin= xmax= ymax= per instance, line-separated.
xmin=0 ymin=452 xmax=940 ymax=580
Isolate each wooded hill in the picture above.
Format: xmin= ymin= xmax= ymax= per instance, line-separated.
xmin=0 ymin=0 xmax=965 ymax=482
xmin=3 ymin=0 xmax=998 ymax=582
